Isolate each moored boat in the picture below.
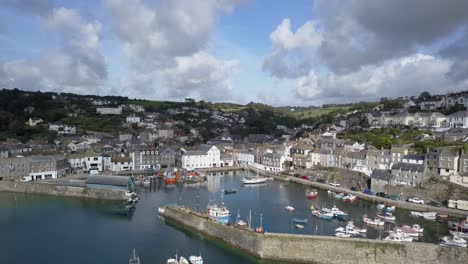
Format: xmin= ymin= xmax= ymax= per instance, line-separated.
xmin=189 ymin=255 xmax=204 ymax=264
xmin=388 ymin=224 xmax=423 ymax=237
xmin=363 ymin=217 xmax=385 ymax=226
xmin=292 ymin=218 xmax=308 ymax=224
xmin=206 ymin=201 xmax=230 ymax=225
xmin=255 ymin=213 xmax=264 ymax=234
xmin=335 ymin=221 xmax=366 ymax=235
xmin=343 ymin=194 xmax=357 ymax=202
xmin=384 ymin=229 xmax=413 ymax=242
xmin=448 ymin=216 xmax=468 ymax=233
xmin=335 ymin=232 xmax=351 ymax=238
xmin=311 ymin=209 xmax=333 ymax=220
xmin=242 ymin=177 xmax=267 ymax=184
xmin=224 ymin=188 xmax=237 ymax=195
xmin=295 ymin=224 xmax=305 ymax=229
xmin=285 ymin=205 xmax=295 ymax=211
xmin=377 ymin=212 xmax=396 ymax=221
xmin=440 ymin=235 xmax=467 ymax=248
xmin=179 ymin=256 xmax=189 ymax=264
xmin=330 ymin=206 xmax=348 ymax=220
xmin=166 ymin=257 xmax=179 ymax=264
xmin=449 ymin=230 xmax=468 ymax=239
xmin=129 ymin=248 xmax=140 ymax=264
xmin=158 ymin=207 xmax=165 ymax=215
xmin=306 ymin=189 xmax=318 ymax=199
xmin=411 ymin=211 xmax=437 ymax=220
xmin=386 ymin=205 xmax=396 ymax=213
xmin=376 ymin=203 xmax=386 ymax=210
xmin=335 ymin=193 xmax=345 ymax=200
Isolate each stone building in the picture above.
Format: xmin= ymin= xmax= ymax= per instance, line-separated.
xmin=391 ymin=163 xmax=425 ymax=187
xmin=370 ymin=169 xmax=395 ymax=193
xmin=0 ymin=155 xmax=69 ymax=181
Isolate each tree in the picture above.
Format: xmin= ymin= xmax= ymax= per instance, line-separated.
xmin=418 ymin=91 xmax=431 ymax=100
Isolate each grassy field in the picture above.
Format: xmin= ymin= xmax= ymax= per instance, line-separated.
xmin=276 ymin=106 xmax=352 ymax=119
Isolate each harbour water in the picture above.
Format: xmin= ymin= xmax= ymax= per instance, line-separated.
xmin=0 ymin=171 xmax=450 ymax=263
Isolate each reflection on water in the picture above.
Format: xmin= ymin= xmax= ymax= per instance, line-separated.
xmin=0 ymin=171 xmax=455 ymax=264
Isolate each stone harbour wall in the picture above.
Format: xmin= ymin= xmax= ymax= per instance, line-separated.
xmin=163 ymin=206 xmax=468 ymax=264
xmin=0 ymin=181 xmax=127 ymax=201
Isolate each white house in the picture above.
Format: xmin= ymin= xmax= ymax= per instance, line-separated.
xmin=232 ymin=150 xmax=255 ymax=166
xmin=181 ymin=145 xmax=221 ymax=169
xmin=27 ymin=117 xmax=43 ymax=127
xmin=111 ymin=157 xmax=132 ymax=172
xmin=49 ymin=123 xmax=76 ymax=135
xmin=68 ymin=154 xmax=104 ymax=173
xmin=126 ymin=115 xmax=141 ymax=124
xmin=96 ymin=107 xmax=122 ymax=115
xmin=448 ymin=111 xmax=468 ymax=128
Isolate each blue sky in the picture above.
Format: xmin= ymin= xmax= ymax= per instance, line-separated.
xmin=1 ymin=0 xmax=468 ymax=106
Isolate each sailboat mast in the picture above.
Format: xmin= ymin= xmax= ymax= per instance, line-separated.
xmin=260 ymin=213 xmax=263 ymax=227
xmin=248 ymin=210 xmax=252 ymax=229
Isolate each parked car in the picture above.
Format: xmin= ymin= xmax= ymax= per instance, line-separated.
xmin=316 ymin=178 xmax=326 ymax=183
xmin=300 ymin=175 xmax=309 ymax=180
xmin=363 ymin=189 xmax=375 ymax=195
xmin=350 ymin=187 xmax=357 ymax=191
xmin=407 ymin=197 xmax=425 ymax=204
xmin=376 ymin=192 xmax=389 ymax=198
xmin=293 ymin=173 xmax=300 ymax=178
xmin=389 ymin=194 xmax=400 ymax=201
xmin=329 ymin=182 xmax=340 ymax=187
xmin=427 ymin=201 xmax=442 ymax=207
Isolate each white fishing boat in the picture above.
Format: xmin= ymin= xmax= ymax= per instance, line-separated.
xmin=179 ymin=256 xmax=189 ymax=264
xmin=129 ymin=248 xmax=140 ymax=264
xmin=158 ymin=207 xmax=165 ymax=215
xmin=386 ymin=205 xmax=396 ymax=213
xmin=363 ymin=217 xmax=385 ymax=226
xmin=335 ymin=232 xmax=351 ymax=238
xmin=242 ymin=177 xmax=267 ymax=184
xmin=295 ymin=224 xmax=305 ymax=229
xmin=189 ymin=255 xmax=204 ymax=264
xmin=166 ymin=258 xmax=179 ymax=264
xmin=389 ymin=224 xmax=423 ymax=238
xmin=449 ymin=231 xmax=468 ymax=239
xmin=410 ymin=211 xmax=437 ymax=220
xmin=335 ymin=221 xmax=366 ymax=235
xmin=285 ymin=206 xmax=295 ymax=211
xmin=440 ymin=235 xmax=467 ymax=248
xmin=206 ymin=199 xmax=230 ymax=224
xmin=384 ymin=230 xmax=413 ymax=242
xmin=376 ymin=203 xmax=386 ymax=210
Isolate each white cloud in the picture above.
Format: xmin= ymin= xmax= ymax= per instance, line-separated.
xmin=263 ymin=19 xmax=322 ymax=79
xmin=104 ymin=0 xmax=241 ymax=99
xmin=295 ymin=54 xmax=462 ymax=103
xmin=0 ymin=7 xmax=107 ymax=94
xmin=264 ymin=0 xmax=468 ymax=104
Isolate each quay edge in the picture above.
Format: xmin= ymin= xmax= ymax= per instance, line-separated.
xmin=0 ymin=181 xmax=128 ymax=201
xmin=161 ymin=205 xmax=468 ymax=264
xmin=245 ymin=165 xmax=468 ymax=217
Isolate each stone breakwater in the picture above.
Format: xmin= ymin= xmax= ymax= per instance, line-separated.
xmin=163 ymin=205 xmax=468 ymax=264
xmin=0 ymin=181 xmax=127 ymax=201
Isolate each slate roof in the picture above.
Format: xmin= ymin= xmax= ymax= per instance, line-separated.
xmin=86 ymin=175 xmax=131 ymax=186
xmin=371 ymin=169 xmax=395 ymax=181
xmin=391 ymin=162 xmax=424 ymax=172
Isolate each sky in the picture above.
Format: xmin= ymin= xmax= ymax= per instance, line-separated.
xmin=1 ymin=0 xmax=468 ymax=106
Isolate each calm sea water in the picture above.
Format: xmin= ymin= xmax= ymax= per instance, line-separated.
xmin=0 ymin=171 xmax=449 ymax=264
